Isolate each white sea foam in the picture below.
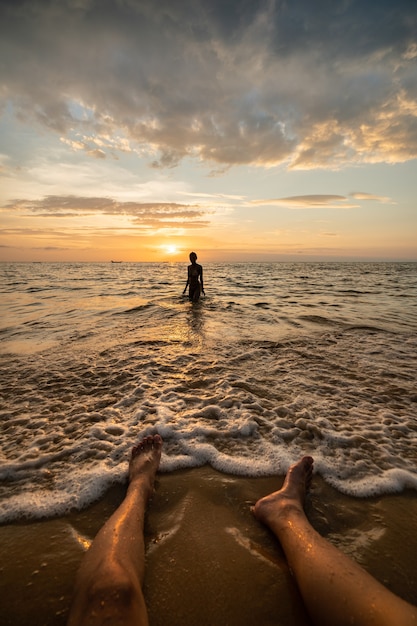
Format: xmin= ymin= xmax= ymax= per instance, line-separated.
xmin=1 ymin=261 xmax=416 ymax=522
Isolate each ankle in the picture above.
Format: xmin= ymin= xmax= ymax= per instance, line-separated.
xmin=254 ymin=492 xmax=305 ymax=531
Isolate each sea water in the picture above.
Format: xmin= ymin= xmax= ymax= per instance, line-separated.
xmin=1 ymin=261 xmax=416 ymax=523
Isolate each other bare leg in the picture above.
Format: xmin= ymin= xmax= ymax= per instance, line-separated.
xmin=67 ymin=434 xmax=163 ymax=626
xmin=253 ymin=457 xmax=417 ymax=626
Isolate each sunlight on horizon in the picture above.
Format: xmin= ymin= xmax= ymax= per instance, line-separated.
xmin=163 ymin=244 xmax=179 ymax=255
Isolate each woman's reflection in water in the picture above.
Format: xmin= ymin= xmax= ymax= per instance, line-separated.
xmin=187 ymin=297 xmax=205 ymax=342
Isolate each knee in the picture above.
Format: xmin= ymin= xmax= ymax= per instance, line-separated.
xmin=85 ymin=564 xmax=141 ymax=616
xmin=93 ymin=563 xmax=137 ymax=594
xmin=69 ymin=560 xmax=147 ymax=625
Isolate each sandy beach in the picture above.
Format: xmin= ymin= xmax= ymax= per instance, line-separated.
xmin=1 ymin=467 xmax=417 ymax=626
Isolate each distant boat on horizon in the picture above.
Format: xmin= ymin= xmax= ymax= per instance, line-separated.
xmin=111 ymin=260 xmax=122 ymax=263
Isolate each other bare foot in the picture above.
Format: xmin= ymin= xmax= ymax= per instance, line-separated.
xmin=128 ymin=434 xmax=163 ymax=496
xmin=253 ymin=456 xmax=314 ymax=529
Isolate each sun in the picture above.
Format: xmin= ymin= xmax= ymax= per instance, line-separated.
xmin=162 ymin=244 xmax=179 ymax=255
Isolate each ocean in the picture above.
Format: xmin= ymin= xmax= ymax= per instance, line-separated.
xmin=1 ymin=261 xmax=417 ymax=523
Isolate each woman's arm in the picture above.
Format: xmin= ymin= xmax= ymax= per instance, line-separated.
xmin=200 ymin=266 xmax=205 ymax=294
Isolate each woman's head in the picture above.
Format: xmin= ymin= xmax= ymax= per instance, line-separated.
xmin=189 ymin=252 xmax=197 ymax=262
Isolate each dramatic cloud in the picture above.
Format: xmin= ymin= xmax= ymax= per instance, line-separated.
xmin=2 ymin=195 xmax=211 ymax=229
xmin=1 ymin=0 xmax=416 ymax=171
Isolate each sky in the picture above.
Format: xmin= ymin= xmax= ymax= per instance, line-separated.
xmin=0 ymin=0 xmax=416 ymax=263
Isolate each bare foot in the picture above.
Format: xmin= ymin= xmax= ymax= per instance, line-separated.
xmin=128 ymin=434 xmax=163 ymax=497
xmin=253 ymin=456 xmax=314 ymax=530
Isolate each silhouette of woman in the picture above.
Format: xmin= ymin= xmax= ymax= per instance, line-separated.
xmin=183 ymin=252 xmax=205 ymax=302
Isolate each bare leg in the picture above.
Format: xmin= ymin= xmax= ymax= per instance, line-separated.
xmin=67 ymin=434 xmax=163 ymax=626
xmin=253 ymin=457 xmax=417 ymax=626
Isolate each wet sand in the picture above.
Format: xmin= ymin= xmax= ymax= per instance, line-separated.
xmin=1 ymin=467 xmax=417 ymax=626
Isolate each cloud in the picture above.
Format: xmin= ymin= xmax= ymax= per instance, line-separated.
xmin=88 ymin=149 xmax=106 ymax=159
xmin=403 ymin=43 xmax=417 ymax=61
xmin=0 ymin=227 xmax=79 ymax=240
xmin=250 ymin=194 xmax=358 ymax=209
xmin=180 ymin=191 xmax=245 ymax=200
xmin=349 ymin=192 xmax=393 ymax=203
xmin=1 ymin=195 xmax=212 ymax=229
xmin=60 ymin=134 xmax=131 ymax=159
xmin=1 ymin=0 xmax=416 ymax=170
